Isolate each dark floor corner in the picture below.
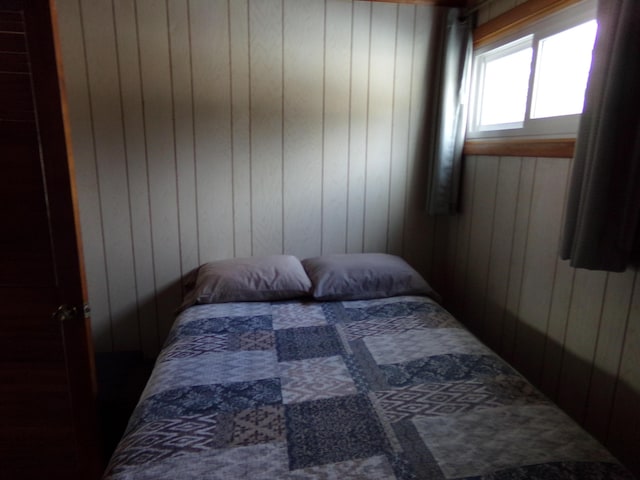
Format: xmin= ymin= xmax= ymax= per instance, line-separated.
xmin=96 ymin=351 xmax=154 ymax=465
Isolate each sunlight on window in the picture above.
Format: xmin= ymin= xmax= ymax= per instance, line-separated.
xmin=479 ymin=47 xmax=533 ymax=126
xmin=531 ymin=20 xmax=598 ymax=119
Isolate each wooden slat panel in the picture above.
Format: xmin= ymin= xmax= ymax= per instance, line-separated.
xmin=500 ymin=156 xmax=535 ymax=361
xmin=386 ymin=4 xmax=414 ymax=256
xmin=229 ymin=0 xmax=252 ymax=259
xmin=463 ymin=155 xmax=499 ymax=337
xmin=321 ymin=0 xmax=352 ymax=254
xmin=584 ymin=269 xmax=636 ymax=439
xmin=346 ymin=1 xmax=370 ymax=254
xmin=483 ymin=157 xmax=521 ymax=350
xmin=283 ymin=0 xmax=324 ymax=259
xmin=556 ymin=269 xmax=608 ymax=421
xmin=80 ymin=0 xmax=139 ymax=352
xmin=111 ymin=0 xmax=158 ymax=358
xmin=512 ymin=157 xmax=569 ymax=384
xmin=249 ymin=0 xmax=284 ymax=256
xmin=191 ymin=0 xmax=233 ymax=263
xmin=402 ymin=5 xmax=434 ymax=276
xmin=363 ymin=1 xmax=395 ymax=253
xmin=0 ymin=31 xmax=25 ymax=52
xmin=137 ymin=0 xmax=183 ymax=341
xmin=168 ymin=0 xmax=199 ymax=282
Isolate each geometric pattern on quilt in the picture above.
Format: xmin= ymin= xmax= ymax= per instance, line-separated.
xmin=342 ymin=300 xmax=449 ymax=323
xmin=129 ymin=379 xmax=282 ymax=431
xmin=231 ymin=405 xmax=286 ymax=446
xmin=343 ymin=315 xmax=457 ymax=341
xmin=108 ymin=413 xmax=233 ymax=469
xmin=279 ymin=356 xmax=358 ymax=404
xmin=379 ymin=354 xmax=515 ymax=388
xmin=168 ymin=315 xmax=273 ymax=343
xmin=234 ymin=330 xmax=276 ymax=351
xmin=109 ymin=443 xmax=291 ymax=480
xmin=287 ymin=455 xmax=396 ymax=479
xmin=285 ymin=394 xmax=388 ymax=470
xmin=412 ymin=405 xmax=615 ymax=479
xmin=159 ymin=335 xmax=229 ymax=360
xmin=275 ymin=325 xmax=342 ymax=361
xmin=146 ymin=351 xmax=279 ymax=392
xmin=364 ymin=328 xmax=491 ymax=365
xmin=271 ymin=303 xmax=327 ymax=330
xmin=179 ymin=302 xmax=273 ymax=323
xmin=375 ymin=381 xmax=512 ymax=422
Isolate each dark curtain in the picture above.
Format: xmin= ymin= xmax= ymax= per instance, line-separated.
xmin=560 ymin=0 xmax=640 ymax=271
xmin=425 ymin=8 xmax=472 ymax=215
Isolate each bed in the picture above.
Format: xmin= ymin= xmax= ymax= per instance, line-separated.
xmin=104 ymin=254 xmax=634 ymax=479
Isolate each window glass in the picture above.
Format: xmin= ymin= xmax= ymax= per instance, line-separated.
xmin=480 ymin=47 xmax=533 ymax=126
xmin=531 ymin=20 xmax=598 ymax=119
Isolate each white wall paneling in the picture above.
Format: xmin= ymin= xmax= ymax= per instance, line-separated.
xmin=56 ymin=0 xmax=438 ymax=355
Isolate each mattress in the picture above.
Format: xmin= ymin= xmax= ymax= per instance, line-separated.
xmin=104 ymin=295 xmax=633 ymax=479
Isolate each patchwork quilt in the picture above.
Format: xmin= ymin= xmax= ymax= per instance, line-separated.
xmin=105 ymin=296 xmax=633 ymax=479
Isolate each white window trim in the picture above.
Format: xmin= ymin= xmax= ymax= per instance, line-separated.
xmin=467 ymin=0 xmax=597 ymax=140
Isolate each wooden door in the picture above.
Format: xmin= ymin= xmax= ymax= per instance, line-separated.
xmin=0 ymin=1 xmax=102 ymax=478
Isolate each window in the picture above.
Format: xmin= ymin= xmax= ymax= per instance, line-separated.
xmin=467 ymin=0 xmax=598 ymax=139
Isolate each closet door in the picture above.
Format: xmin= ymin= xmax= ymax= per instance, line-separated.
xmin=0 ymin=1 xmax=101 ymax=478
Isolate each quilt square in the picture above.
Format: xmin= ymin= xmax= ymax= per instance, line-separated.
xmin=284 ymin=394 xmax=388 ymax=470
xmin=412 ymin=405 xmax=614 ymax=478
xmin=275 ymin=325 xmax=342 ymax=361
xmin=280 ymin=355 xmax=357 ymax=404
xmin=231 ymin=405 xmax=286 ymax=446
xmin=379 ymin=354 xmax=514 ymax=388
xmin=272 ymin=303 xmax=327 ymax=330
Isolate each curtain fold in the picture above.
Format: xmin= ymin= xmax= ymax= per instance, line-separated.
xmin=560 ymin=0 xmax=640 ymax=271
xmin=425 ymin=8 xmax=472 ymax=216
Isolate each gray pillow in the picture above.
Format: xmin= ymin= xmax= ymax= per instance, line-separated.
xmin=179 ymin=255 xmax=312 ymax=310
xmin=301 ymin=253 xmax=440 ymax=302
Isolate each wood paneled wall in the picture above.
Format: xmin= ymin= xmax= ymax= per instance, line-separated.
xmin=453 ymin=0 xmax=639 ymax=474
xmin=54 ymin=0 xmax=439 ymax=357
xmin=434 ymin=155 xmax=640 ymax=472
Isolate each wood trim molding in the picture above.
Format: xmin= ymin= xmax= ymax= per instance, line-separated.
xmin=473 ymin=0 xmax=582 ymax=48
xmin=463 ymin=138 xmax=575 ymax=158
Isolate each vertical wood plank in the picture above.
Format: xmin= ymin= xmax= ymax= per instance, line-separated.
xmin=556 ymin=268 xmax=608 ymax=421
xmin=363 ymin=2 xmax=396 ymax=253
xmin=346 ymin=1 xmax=370 ymax=254
xmin=501 ymin=156 xmax=535 ymax=361
xmin=167 ymin=0 xmax=198 ymax=283
xmin=229 ymin=0 xmax=252 ymax=259
xmin=249 ymin=0 xmax=284 ymax=256
xmin=56 ymin=0 xmax=112 ymax=353
xmin=512 ymin=157 xmax=570 ymax=383
xmin=80 ymin=0 xmax=139 ymax=351
xmin=463 ymin=155 xmax=499 ymax=337
xmin=112 ymin=0 xmax=158 ymax=358
xmin=608 ymin=272 xmax=640 ymax=474
xmin=386 ymin=4 xmax=414 ymax=256
xmin=282 ymin=0 xmax=324 ymax=259
xmin=137 ymin=0 xmax=182 ymax=341
xmin=539 ymin=257 xmax=575 ymax=398
xmin=483 ymin=156 xmax=521 ymax=352
xmin=585 ymin=269 xmax=636 ymax=439
xmin=190 ymin=0 xmax=233 ymax=262
xmin=321 ymin=0 xmax=352 ymax=255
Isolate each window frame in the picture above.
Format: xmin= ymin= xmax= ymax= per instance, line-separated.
xmin=466 ymin=0 xmax=597 ymax=140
